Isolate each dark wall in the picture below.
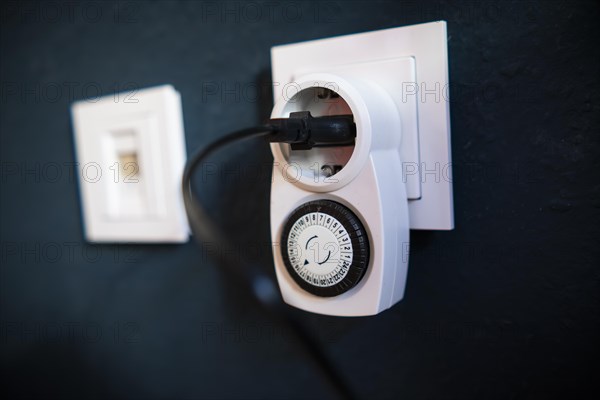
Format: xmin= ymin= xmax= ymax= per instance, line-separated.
xmin=1 ymin=1 xmax=599 ymax=399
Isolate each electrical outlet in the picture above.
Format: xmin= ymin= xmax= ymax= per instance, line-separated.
xmin=271 ymin=21 xmax=453 ymax=230
xmin=71 ymin=85 xmax=189 ymax=243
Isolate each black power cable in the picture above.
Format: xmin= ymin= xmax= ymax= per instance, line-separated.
xmin=182 ymin=113 xmax=358 ymax=400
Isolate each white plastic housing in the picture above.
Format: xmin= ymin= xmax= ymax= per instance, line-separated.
xmin=270 ymin=73 xmax=410 ymax=316
xmin=71 ymin=85 xmax=189 ymax=243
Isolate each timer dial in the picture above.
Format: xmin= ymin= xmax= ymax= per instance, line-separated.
xmin=281 ymin=200 xmax=370 ymax=297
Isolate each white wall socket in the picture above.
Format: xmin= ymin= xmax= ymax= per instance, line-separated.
xmin=71 ymin=85 xmax=189 ymax=243
xmin=271 ymin=21 xmax=454 ymax=230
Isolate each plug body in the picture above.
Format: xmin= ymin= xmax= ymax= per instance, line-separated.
xmin=267 ymin=112 xmax=356 ymax=150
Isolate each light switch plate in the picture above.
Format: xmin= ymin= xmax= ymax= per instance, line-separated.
xmin=71 ymin=85 xmax=189 ymax=243
xmin=271 ymin=21 xmax=454 ymax=230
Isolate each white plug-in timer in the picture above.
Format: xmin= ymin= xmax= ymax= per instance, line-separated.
xmin=269 ymin=71 xmax=411 ymax=317
xmin=269 ymin=23 xmax=453 ymax=316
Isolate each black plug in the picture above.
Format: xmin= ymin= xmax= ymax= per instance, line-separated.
xmin=267 ymin=111 xmax=356 ymax=150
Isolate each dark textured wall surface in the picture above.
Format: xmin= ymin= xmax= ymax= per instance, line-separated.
xmin=1 ymin=1 xmax=599 ymax=399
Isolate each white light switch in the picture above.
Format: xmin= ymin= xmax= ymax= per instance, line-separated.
xmin=71 ymin=85 xmax=189 ymax=243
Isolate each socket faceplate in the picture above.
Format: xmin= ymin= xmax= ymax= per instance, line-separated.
xmin=271 ymin=21 xmax=454 ymax=230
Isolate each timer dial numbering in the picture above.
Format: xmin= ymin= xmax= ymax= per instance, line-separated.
xmin=281 ymin=200 xmax=370 ymax=297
